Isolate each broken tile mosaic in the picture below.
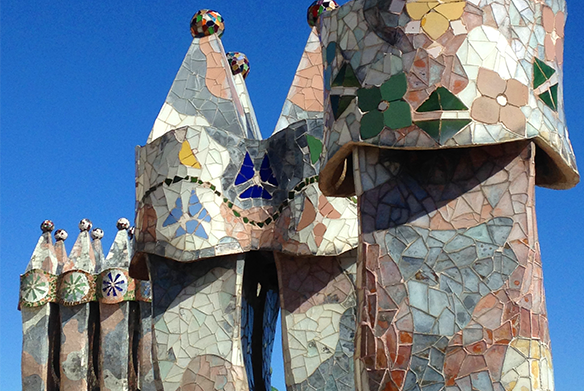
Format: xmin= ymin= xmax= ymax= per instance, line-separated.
xmin=19 ymin=2 xmax=578 ymax=391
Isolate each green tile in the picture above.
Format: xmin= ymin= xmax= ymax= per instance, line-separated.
xmin=439 ymin=119 xmax=471 ymax=143
xmin=306 ymin=135 xmax=323 ymax=164
xmin=380 ymin=72 xmax=408 ymax=102
xmin=414 ymin=119 xmax=471 ymax=144
xmin=414 ymin=120 xmax=441 ymax=142
xmin=417 ymin=87 xmax=467 ymax=112
xmin=384 ymin=100 xmax=412 ymax=129
xmin=416 ymin=90 xmax=441 ymax=112
xmin=358 ymin=87 xmax=382 ymax=112
xmin=360 ymin=110 xmax=384 ymax=139
xmin=539 ymin=84 xmax=558 ymax=111
xmin=330 ymin=95 xmax=355 ymax=119
xmin=550 ymin=83 xmax=558 ymax=111
xmin=332 ymin=63 xmax=361 ymax=87
xmin=436 ymin=87 xmax=468 ymax=110
xmin=538 ymin=91 xmax=552 ymax=109
xmin=533 ymin=58 xmax=556 ymax=89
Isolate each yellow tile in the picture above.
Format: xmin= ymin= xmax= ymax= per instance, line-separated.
xmin=406 ymin=3 xmax=435 ymax=20
xmin=435 ymin=2 xmax=466 ymax=20
xmin=531 ymin=360 xmax=540 ymax=389
xmin=179 ymin=141 xmax=202 ymax=169
xmin=530 ymin=341 xmax=541 ymax=359
xmin=421 ymin=11 xmax=450 ymax=39
xmin=511 ymin=338 xmax=531 ymax=357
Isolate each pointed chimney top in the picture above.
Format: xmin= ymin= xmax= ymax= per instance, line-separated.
xmin=64 ymin=222 xmax=96 ymax=273
xmin=103 ymin=222 xmax=132 ymax=270
xmin=25 ymin=221 xmax=59 ymax=273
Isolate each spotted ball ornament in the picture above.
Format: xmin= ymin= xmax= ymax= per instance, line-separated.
xmin=40 ymin=220 xmax=55 ymax=233
xmin=91 ymin=228 xmax=104 ymax=240
xmin=79 ymin=219 xmax=92 ymax=232
xmin=117 ymin=218 xmax=131 ymax=230
xmin=55 ymin=229 xmax=68 ymax=241
xmin=190 ymin=10 xmax=225 ymax=38
xmin=307 ymin=0 xmax=339 ymax=28
xmin=226 ymin=52 xmax=250 ymax=79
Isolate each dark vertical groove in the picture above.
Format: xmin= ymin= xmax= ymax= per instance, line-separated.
xmin=241 ymin=252 xmax=280 ymax=391
xmin=130 ymin=301 xmax=140 ymax=391
xmin=88 ymin=302 xmax=100 ymax=391
xmin=261 ymin=289 xmax=280 ymax=391
xmin=48 ymin=303 xmax=61 ymax=391
xmin=252 ymin=284 xmax=267 ymax=391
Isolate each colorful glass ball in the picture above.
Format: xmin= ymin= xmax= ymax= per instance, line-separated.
xmin=190 ymin=10 xmax=225 ymax=38
xmin=307 ymin=0 xmax=339 ymax=27
xmin=226 ymin=52 xmax=250 ymax=79
xmin=40 ymin=220 xmax=55 ymax=233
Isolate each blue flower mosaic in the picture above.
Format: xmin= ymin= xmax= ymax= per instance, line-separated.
xmin=163 ymin=191 xmax=211 ymax=239
xmin=235 ymin=152 xmax=278 ymax=200
xmin=102 ymin=270 xmax=128 ymax=298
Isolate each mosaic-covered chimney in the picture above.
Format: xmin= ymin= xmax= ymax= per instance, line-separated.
xmin=19 ymin=220 xmax=153 ymax=391
xmin=21 ymin=1 xmax=577 ymax=390
xmin=317 ymin=0 xmax=577 ymax=390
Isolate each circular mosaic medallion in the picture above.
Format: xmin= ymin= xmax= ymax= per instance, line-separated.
xmin=59 ymin=271 xmax=94 ymax=306
xmin=100 ymin=269 xmax=129 ymax=304
xmin=20 ymin=270 xmax=56 ymax=307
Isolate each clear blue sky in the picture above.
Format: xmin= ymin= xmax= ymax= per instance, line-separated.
xmin=1 ymin=1 xmax=583 ymax=389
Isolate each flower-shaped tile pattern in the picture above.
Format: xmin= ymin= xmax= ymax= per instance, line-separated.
xmin=543 ymin=6 xmax=564 ymax=65
xmin=358 ymin=72 xmax=412 ymax=139
xmin=471 ymin=68 xmax=528 ymax=135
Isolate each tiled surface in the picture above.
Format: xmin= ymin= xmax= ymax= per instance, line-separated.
xmin=135 ymin=122 xmax=359 ymax=265
xmin=148 ymin=254 xmax=248 ymax=391
xmin=276 ymin=250 xmax=357 ymax=391
xmin=20 ymin=3 xmax=578 ymax=390
xmin=20 ymin=221 xmax=152 ymax=390
xmin=134 ymin=21 xmax=359 ymax=267
xmin=318 ymin=0 xmax=578 ymax=194
xmin=354 ymin=142 xmax=554 ymax=390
